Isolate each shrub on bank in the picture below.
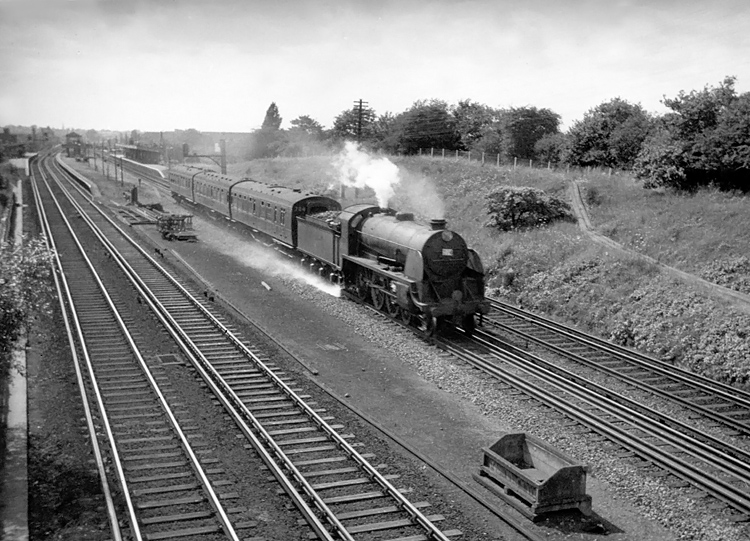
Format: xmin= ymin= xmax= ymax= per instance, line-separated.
xmin=0 ymin=237 xmax=54 ymax=374
xmin=485 ymin=186 xmax=576 ymax=231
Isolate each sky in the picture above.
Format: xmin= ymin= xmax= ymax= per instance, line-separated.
xmin=1 ymin=0 xmax=749 ymax=134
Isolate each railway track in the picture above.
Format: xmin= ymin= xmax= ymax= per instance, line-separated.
xmin=32 ymin=156 xmax=244 ymax=541
xmin=34 ymin=153 xmax=463 ymax=541
xmin=435 ymin=300 xmax=750 ymax=521
xmin=484 ymin=299 xmax=750 ymax=439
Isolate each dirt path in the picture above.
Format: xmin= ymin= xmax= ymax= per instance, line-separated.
xmin=568 ymin=180 xmax=750 ymax=315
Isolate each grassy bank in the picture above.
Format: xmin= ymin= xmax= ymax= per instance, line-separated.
xmin=581 ymin=175 xmax=750 ymax=294
xmin=237 ymin=155 xmax=750 ymax=388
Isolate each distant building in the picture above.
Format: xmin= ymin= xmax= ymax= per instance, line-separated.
xmin=117 ymin=143 xmax=162 ymax=164
xmin=65 ymin=132 xmax=83 ymax=157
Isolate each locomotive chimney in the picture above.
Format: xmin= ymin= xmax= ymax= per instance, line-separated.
xmin=430 ymin=218 xmax=447 ymax=230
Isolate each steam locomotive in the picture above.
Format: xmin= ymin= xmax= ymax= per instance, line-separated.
xmin=168 ymin=165 xmax=489 ymax=335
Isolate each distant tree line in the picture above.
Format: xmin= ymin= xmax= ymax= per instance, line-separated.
xmin=57 ymin=75 xmax=747 ymax=193
xmin=250 ymin=76 xmax=748 ymax=192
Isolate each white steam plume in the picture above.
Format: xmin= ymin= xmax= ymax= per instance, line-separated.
xmin=394 ymin=170 xmax=446 ymax=220
xmin=334 ymin=141 xmax=400 ymax=208
xmin=196 ymin=217 xmax=341 ymax=297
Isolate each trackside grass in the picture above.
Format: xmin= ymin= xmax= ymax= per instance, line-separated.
xmin=581 ymin=176 xmax=750 ymax=292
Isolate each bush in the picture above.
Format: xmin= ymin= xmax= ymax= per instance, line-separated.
xmin=633 ymin=130 xmax=688 ymax=189
xmin=1 ymin=237 xmax=54 ymax=374
xmin=485 ymin=186 xmax=576 ymax=231
xmin=700 ymin=256 xmax=750 ymax=294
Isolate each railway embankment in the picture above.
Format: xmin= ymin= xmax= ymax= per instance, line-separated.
xmin=569 ymin=179 xmax=750 ymax=315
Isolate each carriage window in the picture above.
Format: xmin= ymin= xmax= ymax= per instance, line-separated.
xmin=273 ymin=207 xmax=277 ymax=222
xmin=253 ymin=200 xmax=256 ymax=214
xmin=280 ymin=209 xmax=285 ymax=225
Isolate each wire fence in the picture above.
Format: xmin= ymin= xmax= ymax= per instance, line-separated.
xmin=416 ymin=147 xmax=620 ymax=177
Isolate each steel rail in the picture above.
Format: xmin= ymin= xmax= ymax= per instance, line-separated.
xmin=489 ymin=299 xmax=750 ymax=406
xmin=441 ymin=333 xmax=750 ymax=515
xmin=29 ymin=156 xmax=124 ymax=541
xmin=34 ymin=160 xmax=144 ymax=541
xmin=42 ymin=157 xmax=243 ymax=541
xmin=51 ymin=154 xmax=452 ymax=541
xmin=486 ymin=301 xmax=750 ymax=435
xmin=474 ymin=329 xmax=750 ymax=477
xmin=46 ymin=157 xmax=343 ymax=540
xmin=476 ymin=326 xmax=750 ymax=465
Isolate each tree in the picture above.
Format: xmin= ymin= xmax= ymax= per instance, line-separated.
xmin=452 ymin=100 xmax=500 ymax=151
xmin=567 ymin=98 xmax=652 ymax=169
xmin=248 ymin=102 xmax=285 ymax=158
xmin=498 ymin=107 xmax=561 ymax=162
xmin=289 ymin=115 xmax=323 ymax=137
xmin=261 ymin=102 xmax=282 ymax=130
xmin=534 ymin=132 xmax=569 ymax=165
xmin=469 ymin=124 xmax=504 ymax=156
xmin=280 ymin=115 xmax=326 ymax=157
xmin=330 ymin=105 xmax=377 ymax=143
xmin=632 ymin=129 xmax=688 ymax=189
xmin=386 ymin=99 xmax=460 ymax=154
xmin=635 ymin=77 xmax=750 ymax=190
xmin=370 ymin=112 xmax=397 ymax=151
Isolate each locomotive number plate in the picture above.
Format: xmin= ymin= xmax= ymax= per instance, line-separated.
xmin=442 ymin=248 xmax=454 ymax=256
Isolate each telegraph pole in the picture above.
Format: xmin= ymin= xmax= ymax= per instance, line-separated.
xmin=353 ymin=99 xmax=368 ymax=144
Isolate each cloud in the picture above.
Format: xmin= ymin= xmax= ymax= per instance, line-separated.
xmin=1 ymin=0 xmax=748 ymax=131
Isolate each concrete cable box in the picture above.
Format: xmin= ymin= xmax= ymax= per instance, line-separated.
xmin=474 ymin=432 xmax=592 ymax=521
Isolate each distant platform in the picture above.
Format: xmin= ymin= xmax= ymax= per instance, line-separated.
xmin=118 ymin=156 xmax=166 ymax=178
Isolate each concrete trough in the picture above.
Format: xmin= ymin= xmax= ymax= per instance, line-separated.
xmin=474 ymin=432 xmax=592 ymax=521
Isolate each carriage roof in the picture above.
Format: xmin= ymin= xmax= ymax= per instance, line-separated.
xmin=170 ymin=165 xmax=336 ymax=207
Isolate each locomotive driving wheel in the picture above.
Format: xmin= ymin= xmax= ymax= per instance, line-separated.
xmin=354 ymin=270 xmax=369 ymax=301
xmin=385 ymin=296 xmax=400 ymax=318
xmin=371 ymin=287 xmax=386 ymax=310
